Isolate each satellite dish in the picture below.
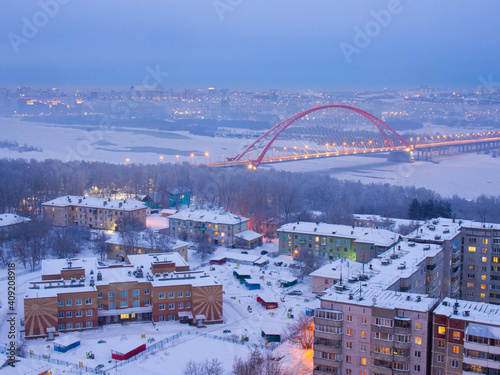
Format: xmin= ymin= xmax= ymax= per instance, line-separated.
xmin=372 ymin=297 xmax=377 ymax=303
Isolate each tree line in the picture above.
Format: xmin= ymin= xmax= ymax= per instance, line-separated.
xmin=0 ymin=158 xmax=499 ymax=235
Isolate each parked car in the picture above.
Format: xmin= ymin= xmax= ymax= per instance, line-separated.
xmin=223 ymin=329 xmax=231 ymax=334
xmin=260 ymin=250 xmax=268 ymax=255
xmin=287 ymin=290 xmax=303 ymax=296
xmin=95 ymin=364 xmax=105 ymax=370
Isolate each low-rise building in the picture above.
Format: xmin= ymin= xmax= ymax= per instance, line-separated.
xmin=278 ymin=221 xmax=399 ymax=262
xmin=105 ymin=232 xmax=188 ymax=261
xmin=42 ymin=195 xmax=146 ymax=230
xmin=169 ymin=207 xmax=258 ymax=247
xmin=432 ymin=297 xmax=500 ymax=375
xmin=24 ymin=254 xmax=223 ymax=339
xmin=0 ymin=213 xmax=30 ymax=240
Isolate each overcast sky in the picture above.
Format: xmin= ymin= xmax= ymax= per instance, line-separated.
xmin=1 ymin=0 xmax=499 ymax=90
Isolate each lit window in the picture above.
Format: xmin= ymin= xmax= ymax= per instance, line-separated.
xmin=415 ymin=337 xmax=422 ymax=345
xmin=484 ymin=239 xmax=489 ymax=244
xmin=360 ymin=331 xmax=367 ymax=338
xmin=494 ymin=257 xmax=499 ymax=263
xmin=452 ymin=331 xmax=461 ymax=340
xmin=481 ymin=293 xmax=486 ymax=298
xmin=438 ymin=326 xmax=446 ymax=335
xmin=415 ymin=322 xmax=422 ymax=330
xmin=452 ymin=346 xmax=459 ymax=354
xmin=346 ymin=328 xmax=353 ymax=336
xmin=481 ymin=284 xmax=486 ymax=289
xmin=360 ymin=358 xmax=366 ymax=365
xmin=469 ymin=246 xmax=476 ymax=252
xmin=482 ymin=275 xmax=487 ymax=280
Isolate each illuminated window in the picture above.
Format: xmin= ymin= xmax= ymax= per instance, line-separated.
xmin=360 ymin=331 xmax=367 ymax=338
xmin=438 ymin=340 xmax=445 ymax=349
xmin=346 ymin=328 xmax=353 ymax=336
xmin=494 ymin=257 xmax=499 ymax=263
xmin=215 ymin=232 xmax=218 ymax=236
xmin=481 ymin=284 xmax=486 ymax=289
xmin=415 ymin=337 xmax=422 ymax=345
xmin=482 ymin=275 xmax=487 ymax=280
xmin=469 ymin=246 xmax=476 ymax=252
xmin=452 ymin=331 xmax=461 ymax=339
xmin=481 ymin=293 xmax=486 ymax=298
xmin=360 ymin=358 xmax=366 ymax=365
xmin=482 ymin=257 xmax=487 ymax=262
xmin=484 ymin=239 xmax=489 ymax=244
xmin=452 ymin=346 xmax=459 ymax=354
xmin=215 ymin=225 xmax=218 ymax=229
xmin=438 ymin=326 xmax=446 ymax=334
xmin=415 ymin=322 xmax=422 ymax=330
xmin=315 ymin=237 xmax=319 ymax=242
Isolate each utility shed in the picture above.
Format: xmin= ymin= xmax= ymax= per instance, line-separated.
xmin=261 ymin=325 xmax=281 ymax=343
xmin=244 ymin=278 xmax=261 ymax=290
xmin=53 ymin=335 xmax=80 ymax=353
xmin=111 ymin=341 xmax=146 ymax=360
xmin=257 ymin=293 xmax=278 ymax=310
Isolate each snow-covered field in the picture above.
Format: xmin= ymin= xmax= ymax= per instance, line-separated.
xmin=1 ymin=245 xmax=315 ymax=374
xmin=0 ymin=116 xmax=499 ymax=199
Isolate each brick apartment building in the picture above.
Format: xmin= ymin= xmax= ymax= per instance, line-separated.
xmin=42 ymin=195 xmax=147 ymax=230
xmin=24 ymin=254 xmax=223 ymax=339
xmin=278 ymin=221 xmax=399 ymax=263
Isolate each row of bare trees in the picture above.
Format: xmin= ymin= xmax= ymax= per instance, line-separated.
xmin=0 ymin=158 xmax=499 ymax=235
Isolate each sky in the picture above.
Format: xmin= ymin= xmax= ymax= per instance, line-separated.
xmin=1 ymin=0 xmax=499 ymax=90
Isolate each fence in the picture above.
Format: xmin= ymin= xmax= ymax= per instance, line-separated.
xmin=29 ymin=352 xmax=106 ymax=375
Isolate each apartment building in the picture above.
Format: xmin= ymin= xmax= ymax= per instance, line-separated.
xmin=42 ymin=195 xmax=147 ymax=230
xmin=24 ymin=254 xmax=223 ymax=339
xmin=278 ymin=221 xmax=399 ymax=263
xmin=405 ymin=218 xmax=462 ymax=299
xmin=0 ymin=213 xmax=30 ymax=239
xmin=459 ymin=220 xmax=500 ymax=304
xmin=169 ymin=207 xmax=261 ymax=247
xmin=432 ymin=297 xmax=500 ymax=375
xmin=314 ymin=288 xmax=439 ymax=375
xmin=310 ymin=240 xmax=445 ymax=298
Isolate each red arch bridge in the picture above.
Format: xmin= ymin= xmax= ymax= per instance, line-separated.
xmin=204 ymin=104 xmax=500 ymax=168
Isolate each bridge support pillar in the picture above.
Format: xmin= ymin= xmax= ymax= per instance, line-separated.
xmin=387 ymin=151 xmax=413 ymax=162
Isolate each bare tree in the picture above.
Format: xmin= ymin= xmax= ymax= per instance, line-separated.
xmin=232 ymin=347 xmax=289 ymax=375
xmin=292 ymin=247 xmax=324 ymax=280
xmin=284 ymin=314 xmax=314 ymax=350
xmin=183 ymin=358 xmax=224 ymax=375
xmin=194 ymin=233 xmax=216 ymax=261
xmin=92 ymin=230 xmax=110 ymax=261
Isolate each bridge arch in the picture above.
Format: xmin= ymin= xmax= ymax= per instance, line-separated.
xmin=228 ymin=104 xmax=410 ymax=167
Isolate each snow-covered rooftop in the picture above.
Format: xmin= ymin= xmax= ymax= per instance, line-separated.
xmin=0 ymin=213 xmax=30 ymax=227
xmin=405 ymin=217 xmax=461 ymax=242
xmin=353 ymin=214 xmax=424 ymax=229
xmin=42 ymin=195 xmax=146 ymax=211
xmin=322 ymin=287 xmax=438 ymax=312
xmin=434 ymin=297 xmax=500 ymax=326
xmin=28 ymin=254 xmax=218 ymax=298
xmin=310 ymin=259 xmax=364 ymax=280
xmin=169 ymin=208 xmax=248 ymax=225
xmin=311 ymin=240 xmax=443 ymax=291
xmin=234 ymin=230 xmax=263 ymax=241
xmin=458 ymin=219 xmax=500 ymax=231
xmin=278 ymin=221 xmax=399 ymax=247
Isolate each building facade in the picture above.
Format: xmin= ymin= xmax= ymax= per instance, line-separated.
xmin=24 ymin=255 xmax=223 ymax=339
xmin=169 ymin=207 xmax=250 ymax=246
xmin=0 ymin=213 xmax=30 ymax=240
xmin=314 ymin=288 xmax=438 ymax=375
xmin=42 ymin=195 xmax=147 ymax=230
xmin=278 ymin=222 xmax=399 ymax=262
xmin=432 ymin=297 xmax=500 ymax=375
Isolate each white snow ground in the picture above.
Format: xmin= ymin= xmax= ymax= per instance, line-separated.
xmin=1 ymin=244 xmax=315 ymax=375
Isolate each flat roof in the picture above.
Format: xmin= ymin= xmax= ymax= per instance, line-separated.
xmin=278 ymin=221 xmax=399 ymax=247
xmin=406 ymin=217 xmax=461 ymax=242
xmin=169 ymin=208 xmax=248 ymax=225
xmin=234 ymin=230 xmax=263 ymax=241
xmin=42 ymin=195 xmax=146 ymax=211
xmin=321 ymin=287 xmax=438 ymax=312
xmin=310 ymin=240 xmax=443 ymax=291
xmin=434 ymin=297 xmax=500 ymax=326
xmin=106 ymin=233 xmax=188 ymax=251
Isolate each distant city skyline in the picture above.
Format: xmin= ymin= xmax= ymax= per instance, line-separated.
xmin=1 ymin=0 xmax=500 ymax=90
